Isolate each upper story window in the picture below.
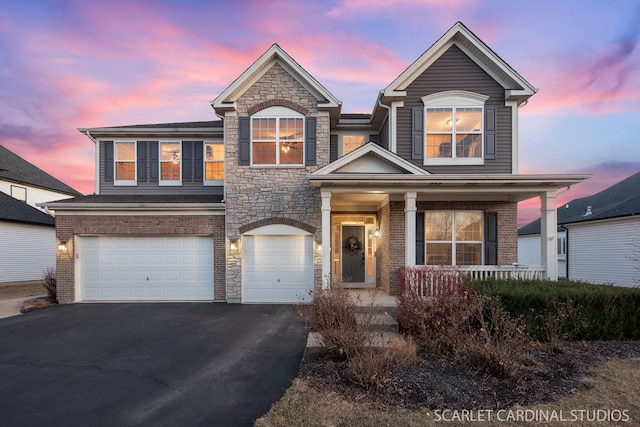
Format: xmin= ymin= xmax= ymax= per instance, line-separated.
xmin=425 ymin=211 xmax=483 ymax=266
xmin=340 ymin=134 xmax=366 ymax=156
xmin=422 ymin=91 xmax=489 ymax=166
xmin=160 ymin=142 xmax=181 ymax=185
xmin=114 ymin=141 xmax=136 ymax=185
xmin=251 ymin=107 xmax=304 ymax=166
xmin=205 ymin=142 xmax=224 ymax=183
xmin=10 ymin=185 xmax=27 ymax=202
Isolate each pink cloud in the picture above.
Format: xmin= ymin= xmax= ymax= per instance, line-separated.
xmin=327 ymin=0 xmax=472 ymax=16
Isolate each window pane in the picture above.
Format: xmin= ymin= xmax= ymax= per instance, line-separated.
xmin=253 ymin=118 xmax=276 ymax=140
xmin=161 ymin=162 xmax=180 ymax=181
xmin=456 ymin=134 xmax=481 ymax=158
xmin=426 ymin=108 xmax=453 ymax=132
xmin=280 ymin=141 xmax=303 ymax=164
xmin=426 ymin=212 xmax=453 ymax=240
xmin=205 ymin=143 xmax=224 ymax=161
xmin=279 ymin=118 xmax=303 ymax=140
xmin=160 ymin=142 xmax=180 ymax=162
xmin=426 ymin=243 xmax=452 ymax=265
xmin=455 ymin=108 xmax=482 ymax=132
xmin=456 ymin=243 xmax=482 ymax=265
xmin=205 ymin=162 xmax=224 ymax=180
xmin=455 ymin=212 xmax=482 ymax=241
xmin=253 ymin=141 xmax=276 ymax=164
xmin=116 ymin=162 xmax=135 ymax=180
xmin=115 ymin=142 xmax=135 ymax=160
xmin=426 ymin=135 xmax=453 ymax=158
xmin=343 ymin=135 xmax=365 ymax=155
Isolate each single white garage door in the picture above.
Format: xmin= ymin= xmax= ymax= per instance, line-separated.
xmin=80 ymin=236 xmax=214 ymax=301
xmin=243 ymin=234 xmax=314 ymax=303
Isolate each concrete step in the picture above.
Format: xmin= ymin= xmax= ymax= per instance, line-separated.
xmin=356 ymin=312 xmax=399 ymax=333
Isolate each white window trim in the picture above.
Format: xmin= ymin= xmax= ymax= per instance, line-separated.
xmin=114 ymin=140 xmax=137 ymax=186
xmin=204 ymin=141 xmax=224 ymax=186
xmin=338 ymin=133 xmax=368 ymax=157
xmin=422 ymin=91 xmax=488 ymax=166
xmin=159 ymin=141 xmax=182 ymax=186
xmin=250 ymin=106 xmax=305 ymax=167
xmin=425 ymin=210 xmax=484 ymax=266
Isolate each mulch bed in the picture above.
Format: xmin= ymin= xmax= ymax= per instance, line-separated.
xmin=20 ymin=297 xmax=57 ymax=313
xmin=300 ymin=341 xmax=640 ymax=411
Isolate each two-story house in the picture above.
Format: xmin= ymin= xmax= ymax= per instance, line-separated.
xmin=44 ymin=22 xmax=588 ymax=304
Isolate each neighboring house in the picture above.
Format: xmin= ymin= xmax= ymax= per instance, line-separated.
xmin=519 ymin=224 xmax=568 ymax=278
xmin=519 ymin=171 xmax=640 ymax=287
xmin=43 ymin=22 xmax=588 ymax=304
xmin=0 ymin=145 xmax=81 ymax=283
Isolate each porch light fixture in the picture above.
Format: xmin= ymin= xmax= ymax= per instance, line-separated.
xmin=374 ymin=230 xmax=380 ymax=238
xmin=57 ymin=241 xmax=67 ymax=252
xmin=316 ymin=243 xmax=323 ymax=253
xmin=229 ymin=239 xmax=239 ymax=253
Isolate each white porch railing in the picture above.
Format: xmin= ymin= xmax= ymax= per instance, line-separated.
xmin=457 ymin=265 xmax=546 ymax=280
xmin=400 ymin=265 xmax=546 ymax=298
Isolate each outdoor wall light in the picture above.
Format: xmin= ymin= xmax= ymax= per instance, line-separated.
xmin=374 ymin=229 xmax=380 ymax=238
xmin=57 ymin=241 xmax=67 ymax=252
xmin=229 ymin=239 xmax=238 ymax=252
xmin=316 ymin=243 xmax=323 ymax=253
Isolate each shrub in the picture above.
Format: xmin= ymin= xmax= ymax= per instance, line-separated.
xmin=42 ymin=267 xmax=57 ymax=302
xmin=348 ymin=337 xmax=418 ymax=389
xmin=473 ymin=279 xmax=640 ymax=340
xmin=396 ymin=269 xmax=528 ymax=379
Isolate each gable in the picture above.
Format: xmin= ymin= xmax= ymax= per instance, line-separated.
xmin=311 ymin=142 xmax=429 ymax=176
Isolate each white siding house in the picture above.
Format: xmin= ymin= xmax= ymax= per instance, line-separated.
xmin=519 ymin=171 xmax=640 ymax=287
xmin=0 ymin=145 xmax=80 ymax=284
xmin=566 ymin=217 xmax=639 ymax=288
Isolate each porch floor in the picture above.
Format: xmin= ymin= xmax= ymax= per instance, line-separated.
xmin=347 ymin=288 xmax=397 ymax=308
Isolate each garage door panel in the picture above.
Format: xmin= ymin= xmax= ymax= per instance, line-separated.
xmin=80 ymin=236 xmax=213 ymax=301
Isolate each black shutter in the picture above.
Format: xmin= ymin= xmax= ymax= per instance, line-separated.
xmin=104 ymin=141 xmax=113 ymax=182
xmin=329 ymin=134 xmax=338 ymax=162
xmin=182 ymin=141 xmax=193 ymax=182
xmin=416 ymin=212 xmax=425 ymax=265
xmin=485 ymin=212 xmax=498 ymax=265
xmin=238 ymin=117 xmax=250 ymax=166
xmin=149 ymin=141 xmax=159 ymax=182
xmin=305 ymin=117 xmax=316 ymax=166
xmin=485 ymin=108 xmax=497 ymax=160
xmin=137 ymin=141 xmax=147 ymax=182
xmin=194 ymin=141 xmax=203 ymax=182
xmin=412 ymin=107 xmax=424 ymax=159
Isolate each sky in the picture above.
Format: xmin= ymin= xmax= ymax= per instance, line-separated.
xmin=1 ymin=0 xmax=639 ymax=226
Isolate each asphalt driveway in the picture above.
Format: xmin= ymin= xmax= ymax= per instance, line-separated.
xmin=0 ymin=303 xmax=307 ymax=426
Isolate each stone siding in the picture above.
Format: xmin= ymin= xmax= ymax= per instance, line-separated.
xmin=224 ymin=63 xmax=330 ymax=302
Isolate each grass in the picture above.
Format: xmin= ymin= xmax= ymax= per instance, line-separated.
xmin=255 ymin=358 xmax=640 ymax=426
xmin=0 ymin=282 xmax=46 ymax=300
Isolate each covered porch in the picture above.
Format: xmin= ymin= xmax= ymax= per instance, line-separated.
xmin=309 ymin=144 xmax=588 ymax=294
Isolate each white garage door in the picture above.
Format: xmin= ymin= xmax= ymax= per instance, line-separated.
xmin=80 ymin=236 xmax=214 ymax=301
xmin=243 ymin=235 xmax=314 ymax=303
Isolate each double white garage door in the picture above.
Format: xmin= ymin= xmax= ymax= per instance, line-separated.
xmin=79 ymin=234 xmax=314 ymax=303
xmin=81 ymin=236 xmax=214 ymax=301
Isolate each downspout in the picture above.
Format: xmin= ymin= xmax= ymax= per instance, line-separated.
xmin=560 ymin=224 xmax=568 ymax=280
xmin=377 ymin=96 xmax=391 ymax=151
xmin=86 ymin=130 xmax=100 ymax=195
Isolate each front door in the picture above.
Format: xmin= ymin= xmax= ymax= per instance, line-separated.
xmin=342 ymin=225 xmax=365 ymax=282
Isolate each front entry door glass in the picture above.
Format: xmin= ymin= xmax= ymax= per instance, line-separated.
xmin=342 ymin=225 xmax=365 ymax=282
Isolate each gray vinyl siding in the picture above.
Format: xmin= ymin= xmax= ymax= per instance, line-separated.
xmin=397 ymin=45 xmax=512 ymax=174
xmin=99 ymin=141 xmax=223 ymax=196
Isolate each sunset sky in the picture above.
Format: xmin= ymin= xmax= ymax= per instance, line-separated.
xmin=1 ymin=0 xmax=639 ymax=226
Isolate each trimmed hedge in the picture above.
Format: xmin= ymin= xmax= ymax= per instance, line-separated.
xmin=473 ymin=279 xmax=640 ymax=341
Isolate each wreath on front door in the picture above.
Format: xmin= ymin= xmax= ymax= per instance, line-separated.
xmin=344 ymin=235 xmax=362 ymax=252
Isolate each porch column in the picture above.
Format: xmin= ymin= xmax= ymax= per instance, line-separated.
xmin=321 ymin=190 xmax=331 ymax=289
xmin=405 ymin=191 xmax=417 ymax=267
xmin=540 ymin=191 xmax=558 ymax=280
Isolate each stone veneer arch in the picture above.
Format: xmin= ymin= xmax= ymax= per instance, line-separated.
xmin=246 ymin=99 xmax=310 ymax=116
xmin=239 ymin=217 xmax=316 ymax=235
